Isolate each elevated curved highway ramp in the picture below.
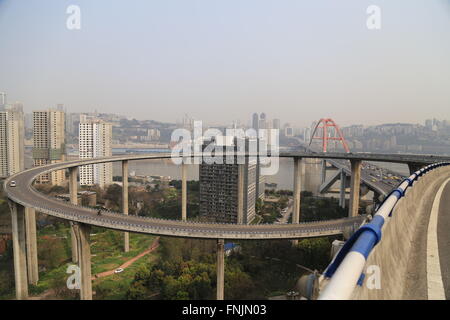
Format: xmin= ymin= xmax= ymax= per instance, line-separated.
xmin=4 ymin=154 xmax=364 ymax=240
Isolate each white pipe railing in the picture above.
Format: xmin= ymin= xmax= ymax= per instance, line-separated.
xmin=318 ymin=162 xmax=450 ymax=300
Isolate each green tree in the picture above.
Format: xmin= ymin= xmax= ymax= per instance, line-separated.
xmin=38 ymin=237 xmax=68 ymax=269
xmin=104 ymin=184 xmax=122 ymax=210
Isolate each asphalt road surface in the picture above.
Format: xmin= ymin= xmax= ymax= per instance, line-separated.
xmin=438 ymin=181 xmax=450 ymax=299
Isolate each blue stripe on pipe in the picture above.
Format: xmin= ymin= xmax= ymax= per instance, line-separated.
xmin=395 ymin=188 xmax=406 ymax=197
xmin=351 ymin=215 xmax=384 ymax=259
xmin=351 ymin=228 xmax=380 ymax=259
xmin=406 ymin=178 xmax=414 ymax=186
xmin=357 ymin=273 xmax=365 ymax=287
xmin=324 ymin=215 xmax=385 ymax=278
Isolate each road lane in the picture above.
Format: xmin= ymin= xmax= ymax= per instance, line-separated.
xmin=438 ymin=180 xmax=450 ymax=299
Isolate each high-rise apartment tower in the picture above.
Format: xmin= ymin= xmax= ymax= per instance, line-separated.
xmin=32 ymin=109 xmax=66 ymax=185
xmin=79 ymin=120 xmax=112 ymax=188
xmin=0 ymin=105 xmax=24 ymax=177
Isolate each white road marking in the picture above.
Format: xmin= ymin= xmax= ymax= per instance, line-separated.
xmin=427 ymin=177 xmax=449 ymax=300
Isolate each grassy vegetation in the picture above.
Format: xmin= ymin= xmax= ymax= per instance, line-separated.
xmin=93 ymin=251 xmax=160 ymax=300
xmin=29 ymin=263 xmax=74 ymax=297
xmin=0 ymin=220 xmax=158 ymax=300
xmin=90 ymin=231 xmax=155 ymax=274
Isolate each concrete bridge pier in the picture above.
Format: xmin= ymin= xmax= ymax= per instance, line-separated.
xmin=349 ymin=160 xmax=362 ymax=217
xmin=73 ymin=222 xmax=92 ymax=300
xmin=69 ymin=167 xmax=79 ymax=263
xmin=293 ymin=157 xmax=303 ymax=224
xmin=321 ymin=160 xmax=327 ymax=184
xmin=9 ymin=201 xmax=28 ymax=300
xmin=25 ymin=207 xmax=39 ymax=285
xmin=181 ymin=162 xmax=187 ymax=221
xmin=408 ymin=162 xmax=423 ymax=175
xmin=216 ymin=238 xmax=225 ymax=300
xmin=122 ymin=160 xmax=129 ymax=252
xmin=339 ymin=170 xmax=346 ymax=208
xmin=292 ymin=157 xmax=303 ymax=245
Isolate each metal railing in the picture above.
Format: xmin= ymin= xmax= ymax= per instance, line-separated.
xmin=318 ymin=162 xmax=450 ymax=300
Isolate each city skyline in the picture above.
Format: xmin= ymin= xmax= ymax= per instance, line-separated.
xmin=1 ymin=0 xmax=450 ymax=127
xmin=2 ymin=90 xmax=450 ymax=131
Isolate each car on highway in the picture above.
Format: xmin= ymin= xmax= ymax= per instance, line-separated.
xmin=114 ymin=268 xmax=124 ymax=274
xmin=9 ymin=181 xmax=16 ymax=187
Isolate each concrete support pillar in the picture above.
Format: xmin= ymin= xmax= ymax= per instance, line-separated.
xmin=122 ymin=160 xmax=129 ymax=252
xmin=10 ymin=201 xmax=28 ymax=299
xmin=216 ymin=239 xmax=225 ymax=300
xmin=73 ymin=223 xmax=92 ymax=300
xmin=25 ymin=207 xmax=39 ymax=285
xmin=408 ymin=162 xmax=423 ymax=175
xmin=293 ymin=157 xmax=302 ymax=224
xmin=321 ymin=160 xmax=327 ymax=184
xmin=69 ymin=167 xmax=78 ymax=203
xmin=301 ymin=157 xmax=306 ymax=192
xmin=181 ymin=163 xmax=187 ymax=221
xmin=339 ymin=170 xmax=346 ymax=209
xmin=237 ymin=164 xmax=245 ymax=224
xmin=292 ymin=158 xmax=303 ymax=246
xmin=349 ymin=160 xmax=362 ymax=217
xmin=69 ymin=167 xmax=79 ymax=263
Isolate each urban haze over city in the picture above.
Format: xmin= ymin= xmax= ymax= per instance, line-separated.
xmin=1 ymin=0 xmax=450 ymax=307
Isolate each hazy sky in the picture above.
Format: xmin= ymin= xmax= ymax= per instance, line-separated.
xmin=1 ymin=0 xmax=449 ymax=127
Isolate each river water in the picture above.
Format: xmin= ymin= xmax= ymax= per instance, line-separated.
xmin=110 ymin=157 xmax=305 ymax=190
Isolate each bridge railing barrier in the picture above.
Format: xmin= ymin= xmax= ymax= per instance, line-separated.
xmin=318 ymin=162 xmax=450 ymax=300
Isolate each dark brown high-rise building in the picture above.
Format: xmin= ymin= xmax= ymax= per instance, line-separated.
xmin=199 ymin=137 xmax=256 ymax=224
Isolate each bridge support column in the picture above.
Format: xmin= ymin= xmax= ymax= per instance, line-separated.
xmin=69 ymin=167 xmax=79 ymax=263
xmin=25 ymin=207 xmax=39 ymax=285
xmin=349 ymin=160 xmax=362 ymax=217
xmin=407 ymin=162 xmax=423 ymax=175
xmin=339 ymin=170 xmax=346 ymax=209
xmin=73 ymin=223 xmax=92 ymax=300
xmin=181 ymin=163 xmax=187 ymax=221
xmin=293 ymin=157 xmax=302 ymax=224
xmin=321 ymin=160 xmax=326 ymax=184
xmin=237 ymin=164 xmax=245 ymax=224
xmin=216 ymin=238 xmax=225 ymax=300
xmin=292 ymin=158 xmax=303 ymax=246
xmin=122 ymin=160 xmax=129 ymax=252
xmin=9 ymin=201 xmax=28 ymax=299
